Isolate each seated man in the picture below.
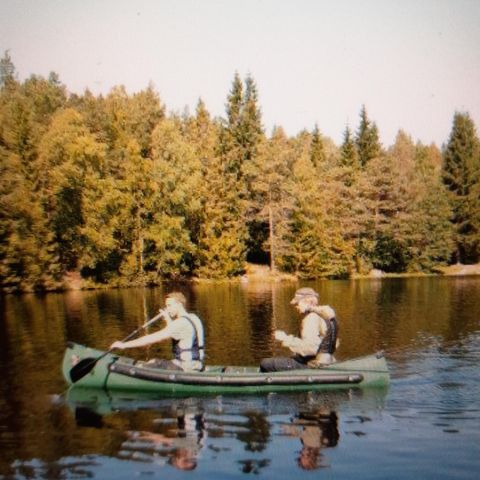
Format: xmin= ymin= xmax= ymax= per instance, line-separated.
xmin=110 ymin=291 xmax=204 ymax=371
xmin=260 ymin=287 xmax=338 ymax=372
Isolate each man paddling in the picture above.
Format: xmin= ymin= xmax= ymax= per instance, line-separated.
xmin=110 ymin=291 xmax=205 ymax=371
xmin=260 ymin=287 xmax=339 ymax=372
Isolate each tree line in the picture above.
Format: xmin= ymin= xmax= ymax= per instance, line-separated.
xmin=1 ymin=52 xmax=479 ymax=292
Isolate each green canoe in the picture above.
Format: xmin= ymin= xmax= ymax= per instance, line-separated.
xmin=62 ymin=342 xmax=390 ymax=394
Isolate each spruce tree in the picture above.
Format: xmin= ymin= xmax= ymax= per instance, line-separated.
xmin=356 ymin=151 xmax=409 ymax=272
xmin=198 ymin=73 xmax=265 ymax=276
xmin=243 ymin=126 xmax=293 ymax=270
xmin=442 ymin=112 xmax=480 ymax=263
xmin=183 ymin=98 xmax=218 ymax=246
xmin=340 ymin=125 xmax=359 ymax=168
xmin=355 ymin=105 xmax=381 ymax=166
xmin=404 ymin=143 xmax=454 ymax=270
xmin=280 ymin=136 xmax=354 ymax=278
xmin=0 ymin=50 xmax=16 ymax=88
xmin=310 ymin=124 xmax=326 ymax=168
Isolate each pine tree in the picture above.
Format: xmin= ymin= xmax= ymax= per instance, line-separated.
xmin=357 ymin=151 xmax=409 ymax=272
xmin=402 ymin=143 xmax=454 ymax=270
xmin=280 ymin=137 xmax=354 ymax=278
xmin=238 ymin=74 xmax=266 ymax=263
xmin=442 ymin=112 xmax=480 ymax=263
xmin=0 ymin=50 xmax=16 ymax=88
xmin=340 ymin=125 xmax=359 ymax=168
xmin=183 ymin=98 xmax=219 ymax=246
xmin=356 ymin=105 xmax=381 ymax=166
xmin=241 ymin=74 xmax=264 ymax=166
xmin=197 ymin=73 xmax=264 ymax=276
xmin=220 ymin=72 xmax=243 ymax=176
xmin=185 ymin=101 xmax=244 ymax=278
xmin=310 ymin=124 xmax=326 ymax=168
xmin=243 ymin=126 xmax=294 ymax=270
xmin=194 ymin=151 xmax=248 ymax=277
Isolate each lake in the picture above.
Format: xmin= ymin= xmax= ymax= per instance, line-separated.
xmin=1 ymin=277 xmax=480 ymax=479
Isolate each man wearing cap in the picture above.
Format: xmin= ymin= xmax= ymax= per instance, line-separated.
xmin=260 ymin=287 xmax=339 ymax=372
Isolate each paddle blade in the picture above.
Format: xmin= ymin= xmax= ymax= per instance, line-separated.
xmin=69 ymin=357 xmax=98 ymax=383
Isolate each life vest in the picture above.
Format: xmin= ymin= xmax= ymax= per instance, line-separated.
xmin=296 ymin=312 xmax=339 ymax=363
xmin=317 ymin=316 xmax=338 ymax=355
xmin=171 ymin=314 xmax=205 ymax=363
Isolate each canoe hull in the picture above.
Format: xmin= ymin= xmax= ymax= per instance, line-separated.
xmin=62 ymin=342 xmax=390 ymax=394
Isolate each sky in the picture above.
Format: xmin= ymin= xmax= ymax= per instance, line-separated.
xmin=1 ymin=0 xmax=479 ymax=147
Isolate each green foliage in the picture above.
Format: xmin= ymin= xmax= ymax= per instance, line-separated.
xmin=442 ymin=112 xmax=480 ymax=263
xmin=1 ymin=55 xmax=479 ymax=291
xmin=310 ymin=124 xmax=326 ymax=168
xmin=355 ymin=133 xmax=454 ymax=273
xmin=196 ymin=73 xmax=265 ymax=277
xmin=279 ymin=142 xmax=354 ymax=279
xmin=340 ymin=126 xmax=359 ymax=169
xmin=0 ymin=146 xmax=61 ymax=291
xmin=37 ymin=108 xmax=106 ymax=269
xmin=356 ymin=105 xmax=381 ymax=166
xmin=0 ymin=62 xmax=67 ymax=291
xmin=244 ymin=126 xmax=293 ymax=269
xmin=0 ymin=50 xmax=16 ymax=88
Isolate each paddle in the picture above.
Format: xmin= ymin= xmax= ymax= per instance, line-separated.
xmin=69 ymin=311 xmax=165 ymax=383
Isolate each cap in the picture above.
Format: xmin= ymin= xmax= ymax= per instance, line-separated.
xmin=290 ymin=287 xmax=319 ymax=305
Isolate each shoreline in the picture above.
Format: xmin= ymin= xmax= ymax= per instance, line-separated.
xmin=3 ymin=263 xmax=480 ymax=294
xmin=67 ymin=262 xmax=480 ymax=290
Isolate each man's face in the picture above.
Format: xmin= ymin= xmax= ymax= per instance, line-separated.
xmin=165 ymin=298 xmax=182 ymax=317
xmin=295 ymin=298 xmax=310 ymax=314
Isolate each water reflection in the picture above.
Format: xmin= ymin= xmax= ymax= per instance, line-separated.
xmin=50 ymin=387 xmax=387 ymax=477
xmin=120 ymin=412 xmax=205 ymax=470
xmin=282 ymin=409 xmax=339 ymax=470
xmin=2 ymin=277 xmax=480 ymax=479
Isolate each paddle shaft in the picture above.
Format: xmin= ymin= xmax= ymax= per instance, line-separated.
xmin=69 ymin=311 xmax=164 ymax=383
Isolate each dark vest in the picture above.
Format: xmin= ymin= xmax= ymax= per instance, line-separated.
xmin=296 ymin=313 xmax=338 ymax=363
xmin=171 ymin=315 xmax=204 ymax=362
xmin=317 ymin=316 xmax=338 ymax=355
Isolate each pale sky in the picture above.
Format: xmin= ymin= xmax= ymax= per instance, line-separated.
xmin=1 ymin=0 xmax=479 ymax=147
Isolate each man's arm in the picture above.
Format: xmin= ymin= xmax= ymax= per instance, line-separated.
xmin=276 ymin=314 xmax=322 ymax=356
xmin=110 ymin=323 xmax=175 ymax=350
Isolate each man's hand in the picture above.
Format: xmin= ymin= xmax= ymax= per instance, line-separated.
xmin=110 ymin=341 xmax=125 ymax=350
xmin=274 ymin=330 xmax=288 ymax=342
xmin=159 ymin=308 xmax=172 ymax=323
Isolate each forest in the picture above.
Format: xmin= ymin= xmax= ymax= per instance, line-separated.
xmin=1 ymin=51 xmax=480 ymax=292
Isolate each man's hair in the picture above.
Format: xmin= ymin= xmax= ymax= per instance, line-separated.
xmin=166 ymin=291 xmax=187 ymax=307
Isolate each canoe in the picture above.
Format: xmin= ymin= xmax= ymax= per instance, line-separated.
xmin=62 ymin=342 xmax=390 ymax=394
xmin=65 ymin=384 xmax=389 ymax=418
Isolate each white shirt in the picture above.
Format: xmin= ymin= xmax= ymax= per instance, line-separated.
xmin=281 ymin=305 xmax=337 ymax=365
xmin=162 ymin=313 xmax=204 ymax=371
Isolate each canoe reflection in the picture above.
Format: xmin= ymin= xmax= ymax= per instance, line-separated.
xmin=66 ymin=387 xmax=387 ymax=473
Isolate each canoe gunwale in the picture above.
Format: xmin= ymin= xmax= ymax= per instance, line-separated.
xmin=109 ymin=362 xmax=364 ymax=386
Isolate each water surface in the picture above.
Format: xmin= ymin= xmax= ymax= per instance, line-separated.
xmin=1 ymin=277 xmax=479 ymax=479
